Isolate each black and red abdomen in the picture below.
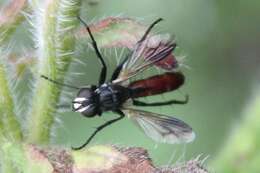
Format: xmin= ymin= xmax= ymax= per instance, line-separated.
xmin=129 ymin=72 xmax=184 ymax=98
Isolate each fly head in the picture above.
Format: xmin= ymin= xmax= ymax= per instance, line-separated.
xmin=72 ymin=86 xmax=99 ymax=117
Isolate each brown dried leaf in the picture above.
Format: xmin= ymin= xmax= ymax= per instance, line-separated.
xmin=25 ymin=145 xmax=208 ymax=173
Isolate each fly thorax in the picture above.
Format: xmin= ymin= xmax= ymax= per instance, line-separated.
xmin=97 ymin=85 xmax=118 ymax=111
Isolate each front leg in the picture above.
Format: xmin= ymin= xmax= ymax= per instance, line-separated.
xmin=78 ymin=16 xmax=107 ymax=85
xmin=72 ymin=110 xmax=125 ymax=150
xmin=111 ymin=55 xmax=129 ymax=81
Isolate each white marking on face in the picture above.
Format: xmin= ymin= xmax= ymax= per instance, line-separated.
xmin=95 ymin=88 xmax=100 ymax=93
xmin=76 ymin=106 xmax=90 ymax=113
xmin=73 ymin=103 xmax=81 ymax=109
xmin=73 ymin=97 xmax=88 ymax=110
xmin=74 ymin=97 xmax=87 ymax=102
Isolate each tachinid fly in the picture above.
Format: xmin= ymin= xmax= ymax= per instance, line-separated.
xmin=41 ymin=17 xmax=195 ymax=150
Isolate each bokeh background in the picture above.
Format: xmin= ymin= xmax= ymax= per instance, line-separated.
xmin=1 ymin=0 xmax=260 ymax=171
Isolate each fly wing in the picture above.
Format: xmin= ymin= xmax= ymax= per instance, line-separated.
xmin=113 ymin=36 xmax=176 ymax=84
xmin=123 ymin=108 xmax=195 ymax=144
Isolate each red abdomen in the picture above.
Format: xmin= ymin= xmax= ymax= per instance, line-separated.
xmin=129 ymin=72 xmax=184 ymax=98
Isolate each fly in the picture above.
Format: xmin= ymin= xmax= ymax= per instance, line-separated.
xmin=41 ymin=16 xmax=195 ymax=150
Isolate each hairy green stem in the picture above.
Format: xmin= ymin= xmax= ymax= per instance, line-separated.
xmin=1 ymin=142 xmax=31 ymax=173
xmin=0 ymin=155 xmax=17 ymax=173
xmin=0 ymin=64 xmax=23 ymax=173
xmin=27 ymin=0 xmax=81 ymax=144
xmin=0 ymin=63 xmax=23 ymax=141
xmin=0 ymin=0 xmax=26 ymax=144
xmin=0 ymin=1 xmax=27 ymax=172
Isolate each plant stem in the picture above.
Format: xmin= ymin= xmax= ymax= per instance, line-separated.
xmin=27 ymin=0 xmax=81 ymax=144
xmin=0 ymin=64 xmax=22 ymax=173
xmin=0 ymin=63 xmax=23 ymax=141
xmin=0 ymin=1 xmax=28 ymax=172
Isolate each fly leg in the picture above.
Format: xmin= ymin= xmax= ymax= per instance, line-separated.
xmin=72 ymin=110 xmax=125 ymax=150
xmin=138 ymin=18 xmax=163 ymax=43
xmin=133 ymin=95 xmax=189 ymax=107
xmin=110 ymin=55 xmax=128 ymax=81
xmin=78 ymin=16 xmax=107 ymax=85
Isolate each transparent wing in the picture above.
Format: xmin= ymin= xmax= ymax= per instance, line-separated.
xmin=113 ymin=35 xmax=176 ymax=84
xmin=123 ymin=108 xmax=195 ymax=144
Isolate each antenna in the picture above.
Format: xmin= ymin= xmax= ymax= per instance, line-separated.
xmin=41 ymin=75 xmax=80 ymax=90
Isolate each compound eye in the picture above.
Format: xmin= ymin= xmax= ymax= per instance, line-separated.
xmin=77 ymin=88 xmax=94 ymax=98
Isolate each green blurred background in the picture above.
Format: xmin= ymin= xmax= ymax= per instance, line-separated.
xmin=2 ymin=0 xmax=260 ymax=168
